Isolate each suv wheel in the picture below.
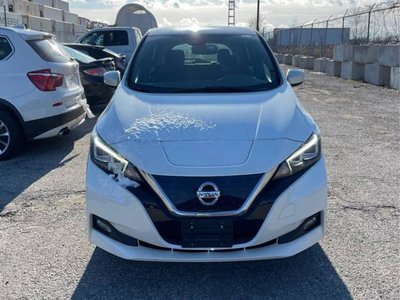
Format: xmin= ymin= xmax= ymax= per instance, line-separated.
xmin=0 ymin=111 xmax=23 ymax=161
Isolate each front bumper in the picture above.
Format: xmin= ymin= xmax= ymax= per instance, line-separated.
xmin=86 ymin=157 xmax=328 ymax=262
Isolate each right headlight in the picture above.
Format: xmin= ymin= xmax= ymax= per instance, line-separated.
xmin=90 ymin=130 xmax=143 ymax=183
xmin=272 ymin=133 xmax=321 ymax=181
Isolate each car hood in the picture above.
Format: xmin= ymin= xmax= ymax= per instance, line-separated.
xmin=96 ymin=82 xmax=315 ymax=174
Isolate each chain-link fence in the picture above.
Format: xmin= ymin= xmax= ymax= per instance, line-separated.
xmin=264 ymin=1 xmax=400 ymax=58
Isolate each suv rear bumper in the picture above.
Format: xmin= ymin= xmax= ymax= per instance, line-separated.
xmin=25 ymin=105 xmax=86 ymax=139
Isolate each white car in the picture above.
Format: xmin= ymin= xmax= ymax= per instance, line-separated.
xmin=0 ymin=27 xmax=88 ymax=160
xmin=86 ymin=27 xmax=328 ymax=262
xmin=75 ymin=27 xmax=142 ymax=60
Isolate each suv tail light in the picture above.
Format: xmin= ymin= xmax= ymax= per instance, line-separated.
xmin=84 ymin=67 xmax=107 ymax=77
xmin=27 ymin=69 xmax=64 ymax=91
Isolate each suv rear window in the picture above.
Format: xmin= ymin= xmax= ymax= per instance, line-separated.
xmin=0 ymin=37 xmax=13 ymax=60
xmin=28 ymin=38 xmax=70 ymax=63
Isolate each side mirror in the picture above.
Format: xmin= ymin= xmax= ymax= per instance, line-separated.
xmin=286 ymin=69 xmax=304 ymax=86
xmin=104 ymin=71 xmax=121 ymax=88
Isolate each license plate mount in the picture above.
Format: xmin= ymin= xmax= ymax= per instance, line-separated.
xmin=181 ymin=219 xmax=233 ymax=248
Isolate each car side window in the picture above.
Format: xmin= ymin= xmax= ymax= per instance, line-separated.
xmin=0 ymin=37 xmax=13 ymax=60
xmin=104 ymin=31 xmax=129 ymax=46
xmin=81 ymin=32 xmax=104 ymax=46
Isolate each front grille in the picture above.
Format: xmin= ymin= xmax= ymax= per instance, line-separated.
xmin=152 ymin=174 xmax=263 ymax=212
xmin=125 ymin=166 xmax=309 ymax=248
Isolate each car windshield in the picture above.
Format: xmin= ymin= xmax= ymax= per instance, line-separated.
xmin=61 ymin=46 xmax=96 ymax=64
xmin=127 ymin=33 xmax=280 ymax=93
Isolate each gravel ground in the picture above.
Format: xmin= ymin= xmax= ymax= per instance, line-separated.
xmin=0 ymin=68 xmax=399 ymax=299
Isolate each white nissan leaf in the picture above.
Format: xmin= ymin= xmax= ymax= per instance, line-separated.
xmin=86 ymin=27 xmax=328 ymax=262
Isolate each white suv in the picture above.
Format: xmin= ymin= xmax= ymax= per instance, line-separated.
xmin=0 ymin=27 xmax=88 ymax=160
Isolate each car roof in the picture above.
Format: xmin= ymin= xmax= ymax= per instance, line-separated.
xmin=89 ymin=26 xmax=138 ymax=31
xmin=148 ymin=26 xmax=258 ymax=36
xmin=0 ymin=26 xmax=53 ymax=40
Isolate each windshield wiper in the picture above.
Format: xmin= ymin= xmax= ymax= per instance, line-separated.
xmin=172 ymin=86 xmax=258 ymax=93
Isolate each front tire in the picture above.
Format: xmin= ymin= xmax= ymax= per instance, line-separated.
xmin=0 ymin=111 xmax=23 ymax=161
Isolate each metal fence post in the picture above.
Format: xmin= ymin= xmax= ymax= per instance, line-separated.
xmin=367 ymin=4 xmax=376 ymax=43
xmin=309 ymin=19 xmax=316 ymax=56
xmin=323 ymin=16 xmax=332 ymax=57
xmin=298 ymin=25 xmax=303 ymax=54
xmin=342 ymin=9 xmax=348 ymax=44
xmin=291 ymin=27 xmax=295 ymax=55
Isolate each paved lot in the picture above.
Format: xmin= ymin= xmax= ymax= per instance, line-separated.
xmin=0 ymin=68 xmax=399 ymax=299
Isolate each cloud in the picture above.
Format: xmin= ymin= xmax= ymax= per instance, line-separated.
xmin=69 ymin=0 xmax=382 ymax=29
xmin=178 ymin=17 xmax=200 ymax=27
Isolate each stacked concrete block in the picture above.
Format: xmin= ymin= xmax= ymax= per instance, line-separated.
xmin=314 ymin=58 xmax=328 ymax=73
xmin=298 ymin=56 xmax=314 ymax=70
xmin=292 ymin=54 xmax=301 ymax=67
xmin=23 ymin=15 xmax=52 ymax=33
xmin=353 ymin=45 xmax=378 ymax=64
xmin=53 ymin=0 xmax=69 ymax=12
xmin=377 ymin=45 xmax=400 ymax=90
xmin=34 ymin=0 xmax=53 ymax=7
xmin=364 ymin=64 xmax=391 ymax=86
xmin=274 ymin=53 xmax=283 ymax=63
xmin=333 ymin=45 xmax=354 ymax=62
xmin=378 ymin=45 xmax=400 ymax=67
xmin=391 ymin=67 xmax=399 ymax=90
xmin=326 ymin=60 xmax=341 ymax=77
xmin=0 ymin=12 xmax=23 ymax=27
xmin=12 ymin=0 xmax=40 ymax=17
xmin=41 ymin=5 xmax=63 ymax=21
xmin=62 ymin=22 xmax=74 ymax=42
xmin=63 ymin=11 xmax=79 ymax=24
xmin=73 ymin=24 xmax=87 ymax=39
xmin=341 ymin=62 xmax=364 ymax=81
xmin=282 ymin=54 xmax=293 ymax=65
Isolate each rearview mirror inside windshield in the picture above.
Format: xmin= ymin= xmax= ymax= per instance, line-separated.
xmin=191 ymin=44 xmax=218 ymax=55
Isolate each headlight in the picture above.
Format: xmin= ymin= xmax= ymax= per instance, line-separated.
xmin=90 ymin=130 xmax=143 ymax=183
xmin=272 ymin=133 xmax=321 ymax=181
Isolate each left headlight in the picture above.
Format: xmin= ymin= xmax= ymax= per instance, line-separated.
xmin=272 ymin=133 xmax=321 ymax=181
xmin=90 ymin=130 xmax=143 ymax=183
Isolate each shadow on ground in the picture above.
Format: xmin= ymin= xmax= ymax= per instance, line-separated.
xmin=72 ymin=244 xmax=351 ymax=299
xmin=0 ymin=117 xmax=96 ymax=212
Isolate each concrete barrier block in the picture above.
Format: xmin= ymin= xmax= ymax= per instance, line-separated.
xmin=333 ymin=45 xmax=354 ymax=62
xmin=326 ymin=60 xmax=341 ymax=77
xmin=378 ymin=45 xmax=400 ymax=67
xmin=353 ymin=45 xmax=378 ymax=64
xmin=314 ymin=58 xmax=328 ymax=73
xmin=341 ymin=62 xmax=364 ymax=81
xmin=298 ymin=56 xmax=314 ymax=70
xmin=364 ymin=63 xmax=391 ymax=86
xmin=275 ymin=53 xmax=284 ymax=63
xmin=282 ymin=54 xmax=293 ymax=65
xmin=292 ymin=54 xmax=301 ymax=67
xmin=391 ymin=67 xmax=400 ymax=90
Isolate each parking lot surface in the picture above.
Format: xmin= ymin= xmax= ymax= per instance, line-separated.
xmin=0 ymin=68 xmax=399 ymax=299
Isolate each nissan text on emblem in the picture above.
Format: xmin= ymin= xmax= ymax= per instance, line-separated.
xmin=196 ymin=182 xmax=221 ymax=206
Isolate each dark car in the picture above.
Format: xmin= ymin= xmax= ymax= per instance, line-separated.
xmin=63 ymin=43 xmax=127 ymax=74
xmin=61 ymin=45 xmax=116 ymax=107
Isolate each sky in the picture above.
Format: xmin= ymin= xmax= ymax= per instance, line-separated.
xmin=69 ymin=0 xmax=378 ymax=30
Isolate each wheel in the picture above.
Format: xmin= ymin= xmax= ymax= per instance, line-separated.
xmin=0 ymin=110 xmax=23 ymax=161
